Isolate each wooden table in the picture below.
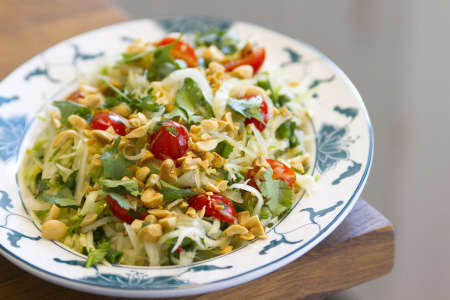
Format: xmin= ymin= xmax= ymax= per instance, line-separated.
xmin=0 ymin=1 xmax=394 ymax=299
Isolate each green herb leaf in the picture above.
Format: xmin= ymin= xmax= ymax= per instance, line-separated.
xmin=165 ymin=236 xmax=195 ymax=251
xmin=100 ymin=179 xmax=141 ymax=197
xmin=99 ymin=138 xmax=133 ymax=180
xmin=141 ymin=95 xmax=163 ymax=112
xmin=66 ymin=214 xmax=83 ymax=235
xmin=165 ymin=125 xmax=179 ymax=135
xmin=215 ymin=141 xmax=233 ymax=158
xmin=34 ymin=209 xmax=50 ymax=222
xmin=257 ymin=168 xmax=293 ymax=217
xmin=196 ymin=29 xmax=239 ymax=55
xmin=86 ymin=242 xmax=109 ymax=268
xmin=120 ymin=49 xmax=153 ymax=64
xmin=175 ymin=78 xmax=214 ymax=123
xmin=101 ymin=96 xmax=122 ymax=109
xmin=105 ymin=248 xmax=123 ymax=264
xmin=53 ymin=101 xmax=91 ymax=121
xmin=276 ymin=119 xmax=300 ymax=148
xmin=66 ymin=171 xmax=78 ymax=192
xmin=104 ymin=191 xmax=133 ymax=210
xmin=39 ymin=189 xmax=79 ymax=208
xmin=227 ymin=97 xmax=264 ymax=123
xmin=160 ymin=180 xmax=197 ymax=202
xmin=101 ymin=79 xmax=162 ymax=113
xmin=148 ymin=40 xmax=180 ymax=81
xmin=36 ymin=178 xmax=50 ymax=196
xmin=256 ymin=79 xmax=291 ymax=108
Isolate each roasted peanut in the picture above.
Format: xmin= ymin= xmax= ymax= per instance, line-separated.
xmin=138 ymin=223 xmax=162 ymax=242
xmin=231 ymin=64 xmax=254 ymax=79
xmin=68 ymin=114 xmax=89 ymax=130
xmin=160 ymin=159 xmax=177 ymax=184
xmin=91 ymin=130 xmax=115 ymax=144
xmin=223 ymin=224 xmax=249 ymax=237
xmin=135 ymin=166 xmax=150 ymax=182
xmin=141 ymin=188 xmax=163 ymax=208
xmin=42 ymin=220 xmax=67 ymax=240
xmin=52 ymin=130 xmax=77 ymax=148
xmin=159 ymin=216 xmax=177 ymax=230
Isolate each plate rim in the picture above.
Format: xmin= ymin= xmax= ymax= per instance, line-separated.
xmin=0 ymin=17 xmax=374 ymax=298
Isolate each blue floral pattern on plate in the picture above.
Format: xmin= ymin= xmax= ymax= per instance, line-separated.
xmin=0 ymin=116 xmax=28 ymax=161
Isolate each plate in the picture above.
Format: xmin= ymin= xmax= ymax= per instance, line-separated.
xmin=0 ymin=17 xmax=373 ymax=298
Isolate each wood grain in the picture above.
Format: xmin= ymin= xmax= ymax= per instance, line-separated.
xmin=0 ymin=0 xmax=128 ymax=79
xmin=0 ymin=1 xmax=394 ymax=299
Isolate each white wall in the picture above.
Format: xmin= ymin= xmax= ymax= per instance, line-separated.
xmin=111 ymin=1 xmax=450 ymax=298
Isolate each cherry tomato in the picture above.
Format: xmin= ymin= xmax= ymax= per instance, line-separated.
xmin=90 ymin=112 xmax=127 ymax=136
xmin=224 ymin=47 xmax=265 ymax=73
xmin=149 ymin=121 xmax=189 ymax=161
xmin=106 ymin=195 xmax=147 ymax=224
xmin=247 ymin=159 xmax=296 ymax=188
xmin=157 ymin=37 xmax=198 ymax=67
xmin=189 ymin=193 xmax=236 ymax=224
xmin=243 ymin=95 xmax=269 ymax=131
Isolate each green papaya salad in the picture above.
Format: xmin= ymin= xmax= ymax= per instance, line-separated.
xmin=22 ymin=30 xmax=317 ymax=267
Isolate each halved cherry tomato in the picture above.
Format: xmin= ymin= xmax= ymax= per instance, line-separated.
xmin=157 ymin=37 xmax=198 ymax=67
xmin=243 ymin=95 xmax=269 ymax=131
xmin=106 ymin=195 xmax=147 ymax=224
xmin=224 ymin=47 xmax=265 ymax=73
xmin=90 ymin=112 xmax=127 ymax=136
xmin=149 ymin=121 xmax=189 ymax=161
xmin=247 ymin=159 xmax=296 ymax=188
xmin=189 ymin=193 xmax=236 ymax=224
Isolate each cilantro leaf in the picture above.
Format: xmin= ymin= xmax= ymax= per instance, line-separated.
xmin=101 ymin=96 xmax=122 ymax=109
xmin=99 ymin=138 xmax=133 ymax=180
xmin=105 ymin=248 xmax=123 ymax=264
xmin=165 ymin=125 xmax=178 ymax=135
xmin=36 ymin=178 xmax=50 ymax=196
xmin=66 ymin=171 xmax=78 ymax=192
xmin=141 ymin=95 xmax=163 ymax=112
xmin=66 ymin=214 xmax=83 ymax=235
xmin=86 ymin=240 xmax=123 ymax=268
xmin=196 ymin=29 xmax=239 ymax=55
xmin=101 ymin=79 xmax=162 ymax=113
xmin=39 ymin=188 xmax=79 ymax=208
xmin=34 ymin=209 xmax=50 ymax=222
xmin=148 ymin=41 xmax=180 ymax=81
xmin=53 ymin=101 xmax=91 ymax=121
xmin=160 ymin=180 xmax=197 ymax=202
xmin=257 ymin=168 xmax=293 ymax=217
xmin=120 ymin=50 xmax=153 ymax=64
xmin=256 ymin=79 xmax=291 ymax=108
xmin=86 ymin=242 xmax=109 ymax=268
xmin=100 ymin=179 xmax=141 ymax=197
xmin=104 ymin=191 xmax=133 ymax=210
xmin=175 ymin=78 xmax=214 ymax=123
xmin=276 ymin=119 xmax=300 ymax=148
xmin=215 ymin=141 xmax=233 ymax=158
xmin=227 ymin=97 xmax=264 ymax=123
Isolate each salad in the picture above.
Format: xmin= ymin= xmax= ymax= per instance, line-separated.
xmin=22 ymin=29 xmax=316 ymax=267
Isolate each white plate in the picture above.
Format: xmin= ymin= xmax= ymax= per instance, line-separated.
xmin=0 ymin=17 xmax=373 ymax=298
